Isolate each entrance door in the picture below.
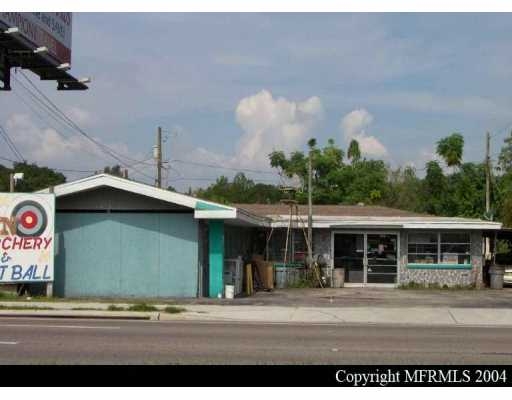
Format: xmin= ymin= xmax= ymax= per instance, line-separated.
xmin=333 ymin=232 xmax=398 ymax=285
xmin=333 ymin=233 xmax=365 ymax=283
xmin=366 ymin=234 xmax=398 ymax=284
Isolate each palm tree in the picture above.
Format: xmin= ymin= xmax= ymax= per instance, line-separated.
xmin=436 ymin=133 xmax=464 ymax=169
xmin=347 ymin=139 xmax=361 ymax=163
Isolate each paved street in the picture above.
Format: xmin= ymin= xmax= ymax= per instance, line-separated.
xmin=0 ymin=317 xmax=511 ymax=364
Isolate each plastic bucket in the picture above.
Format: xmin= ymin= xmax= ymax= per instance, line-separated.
xmin=225 ymin=284 xmax=235 ymax=299
xmin=332 ymin=268 xmax=345 ymax=288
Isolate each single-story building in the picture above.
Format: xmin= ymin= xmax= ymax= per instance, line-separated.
xmin=38 ymin=174 xmax=502 ymax=298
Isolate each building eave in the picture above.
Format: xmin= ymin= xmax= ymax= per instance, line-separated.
xmin=37 ymin=174 xmax=237 ymax=218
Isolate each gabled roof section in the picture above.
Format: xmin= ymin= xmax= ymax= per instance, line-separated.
xmin=37 ymin=174 xmax=236 ymax=219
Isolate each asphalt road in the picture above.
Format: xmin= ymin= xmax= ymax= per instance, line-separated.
xmin=0 ymin=317 xmax=511 ymax=364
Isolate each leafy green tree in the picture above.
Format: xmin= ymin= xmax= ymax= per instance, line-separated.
xmin=436 ymin=133 xmax=464 ymax=168
xmin=421 ymin=161 xmax=447 ymax=215
xmin=343 ymin=160 xmax=389 ymax=205
xmin=0 ymin=162 xmax=66 ymax=192
xmin=498 ymin=130 xmax=512 ymax=172
xmin=195 ymin=173 xmax=282 ymax=204
xmin=384 ymin=166 xmax=422 ymax=212
xmin=501 ymin=197 xmax=512 ymax=227
xmin=347 ymin=139 xmax=361 ymax=163
xmin=104 ymin=165 xmax=123 ymax=177
xmin=444 ymin=162 xmax=486 ymax=218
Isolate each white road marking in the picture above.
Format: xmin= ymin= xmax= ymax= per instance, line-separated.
xmin=0 ymin=341 xmax=18 ymax=345
xmin=0 ymin=323 xmax=120 ymax=330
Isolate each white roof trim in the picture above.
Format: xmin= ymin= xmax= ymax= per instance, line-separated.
xmin=37 ymin=174 xmax=236 ymax=217
xmin=268 ymin=216 xmax=502 ymax=230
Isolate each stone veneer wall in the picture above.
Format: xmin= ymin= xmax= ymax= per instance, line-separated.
xmin=311 ymin=228 xmax=483 ymax=288
xmin=398 ymin=230 xmax=483 ymax=288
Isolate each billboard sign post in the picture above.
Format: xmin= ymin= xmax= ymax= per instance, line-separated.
xmin=0 ymin=193 xmax=55 ymax=283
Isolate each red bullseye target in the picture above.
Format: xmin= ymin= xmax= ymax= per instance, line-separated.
xmin=11 ymin=201 xmax=48 ymax=237
xmin=20 ymin=211 xmax=38 ymax=229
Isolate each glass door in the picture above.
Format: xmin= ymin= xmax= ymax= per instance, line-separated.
xmin=366 ymin=234 xmax=398 ymax=284
xmin=333 ymin=233 xmax=365 ymax=283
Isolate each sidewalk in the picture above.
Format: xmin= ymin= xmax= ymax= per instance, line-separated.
xmin=1 ymin=300 xmax=512 ymax=327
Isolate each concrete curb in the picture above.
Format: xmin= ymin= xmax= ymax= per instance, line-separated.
xmin=0 ymin=309 xmax=160 ymax=320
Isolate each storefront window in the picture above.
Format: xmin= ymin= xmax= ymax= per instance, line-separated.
xmin=408 ymin=232 xmax=438 ymax=264
xmin=408 ymin=232 xmax=471 ymax=265
xmin=440 ymin=233 xmax=471 ymax=264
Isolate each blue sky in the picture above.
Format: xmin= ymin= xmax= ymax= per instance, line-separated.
xmin=2 ymin=13 xmax=512 ymax=190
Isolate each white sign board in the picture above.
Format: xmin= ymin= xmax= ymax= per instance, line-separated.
xmin=0 ymin=193 xmax=55 ymax=283
xmin=0 ymin=12 xmax=72 ymax=65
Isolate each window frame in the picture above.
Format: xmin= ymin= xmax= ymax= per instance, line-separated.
xmin=407 ymin=231 xmax=472 ymax=268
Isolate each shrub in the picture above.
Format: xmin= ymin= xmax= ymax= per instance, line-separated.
xmin=127 ymin=303 xmax=158 ymax=312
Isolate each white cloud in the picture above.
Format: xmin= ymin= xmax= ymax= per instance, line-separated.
xmin=234 ymin=90 xmax=323 ymax=168
xmin=3 ymin=113 xmax=147 ymax=181
xmin=65 ymin=106 xmax=94 ymax=126
xmin=340 ymin=109 xmax=388 ymax=157
xmin=164 ymin=90 xmax=324 ymax=189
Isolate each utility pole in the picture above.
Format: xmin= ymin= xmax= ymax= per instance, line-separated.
xmin=9 ymin=173 xmax=14 ymax=193
xmin=155 ymin=126 xmax=162 ymax=188
xmin=307 ymin=147 xmax=313 ymax=268
xmin=484 ymin=131 xmax=492 ymax=266
xmin=485 ymin=131 xmax=491 ymax=217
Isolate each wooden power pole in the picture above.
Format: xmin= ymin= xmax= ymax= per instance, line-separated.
xmin=9 ymin=173 xmax=14 ymax=193
xmin=307 ymin=147 xmax=313 ymax=268
xmin=485 ymin=131 xmax=491 ymax=217
xmin=155 ymin=126 xmax=162 ymax=188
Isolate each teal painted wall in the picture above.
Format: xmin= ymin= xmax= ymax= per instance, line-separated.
xmin=54 ymin=213 xmax=198 ymax=297
xmin=208 ymin=220 xmax=224 ymax=298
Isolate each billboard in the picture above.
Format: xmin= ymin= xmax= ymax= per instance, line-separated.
xmin=0 ymin=193 xmax=55 ymax=283
xmin=0 ymin=12 xmax=72 ymax=65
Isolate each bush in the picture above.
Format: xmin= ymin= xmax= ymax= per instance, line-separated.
xmin=127 ymin=303 xmax=158 ymax=312
xmin=107 ymin=305 xmax=125 ymax=311
xmin=163 ymin=306 xmax=185 ymax=314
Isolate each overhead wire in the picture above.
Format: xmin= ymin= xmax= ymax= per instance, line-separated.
xmin=12 ymin=80 xmax=125 ymax=167
xmin=12 ymin=71 xmax=156 ymax=181
xmin=171 ymin=159 xmax=277 ymax=175
xmin=16 ymin=71 xmax=155 ymax=180
xmin=168 ymin=176 xmax=278 ymax=183
xmin=0 ymin=123 xmax=25 ymax=162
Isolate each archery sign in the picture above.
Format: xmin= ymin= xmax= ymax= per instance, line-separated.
xmin=0 ymin=193 xmax=55 ymax=282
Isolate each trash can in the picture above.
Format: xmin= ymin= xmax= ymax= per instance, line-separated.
xmin=489 ymin=265 xmax=505 ymax=289
xmin=274 ymin=266 xmax=288 ymax=289
xmin=332 ymin=268 xmax=345 ymax=288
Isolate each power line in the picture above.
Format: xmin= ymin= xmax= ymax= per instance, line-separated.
xmin=171 ymin=159 xmax=277 ymax=175
xmin=17 ymin=71 xmax=150 ymax=168
xmin=0 ymin=123 xmax=25 ymax=162
xmin=168 ymin=176 xmax=278 ymax=183
xmin=12 ymin=81 xmax=125 ymax=167
xmin=0 ymin=155 xmax=17 ymax=164
xmin=13 ymin=71 xmax=155 ymax=181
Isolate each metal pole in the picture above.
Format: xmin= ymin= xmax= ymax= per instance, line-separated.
xmin=46 ymin=185 xmax=54 ymax=298
xmin=485 ymin=132 xmax=491 ymax=261
xmin=307 ymin=148 xmax=313 ymax=268
xmin=156 ymin=126 xmax=162 ymax=188
xmin=9 ymin=173 xmax=14 ymax=193
xmin=486 ymin=131 xmax=491 ymax=216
